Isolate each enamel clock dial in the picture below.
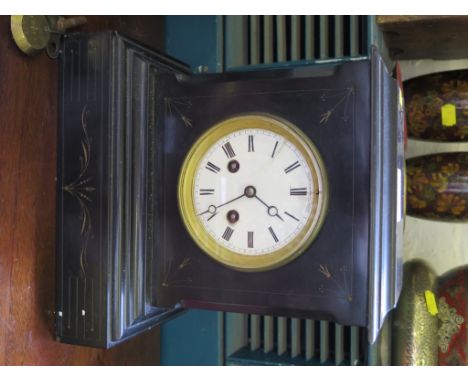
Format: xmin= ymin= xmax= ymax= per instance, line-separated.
xmin=178 ymin=114 xmax=328 ymax=271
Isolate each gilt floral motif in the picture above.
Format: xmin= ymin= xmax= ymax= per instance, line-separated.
xmin=438 ymin=268 xmax=468 ymax=366
xmin=63 ymin=104 xmax=95 ymax=276
xmin=438 ymin=297 xmax=465 ymax=354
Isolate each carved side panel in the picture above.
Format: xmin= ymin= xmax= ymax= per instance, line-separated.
xmin=57 ymin=33 xmax=108 ymax=344
xmin=56 ymin=32 xmax=188 ymax=348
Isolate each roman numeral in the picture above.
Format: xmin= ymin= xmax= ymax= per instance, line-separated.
xmin=290 ymin=187 xmax=307 ymax=196
xmin=247 ymin=231 xmax=254 ymax=248
xmin=199 ymin=189 xmax=214 ymax=195
xmin=248 ymin=135 xmax=254 ymax=152
xmin=271 ymin=141 xmax=279 ymax=158
xmin=206 ymin=161 xmax=220 ymax=173
xmin=284 ymin=211 xmax=300 ymax=221
xmin=222 ymin=142 xmax=236 ymax=158
xmin=284 ymin=161 xmax=300 ymax=174
xmin=268 ymin=226 xmax=279 ymax=243
xmin=222 ymin=227 xmax=234 ymax=241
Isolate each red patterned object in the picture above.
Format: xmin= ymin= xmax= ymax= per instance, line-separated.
xmin=437 ymin=267 xmax=468 ymax=366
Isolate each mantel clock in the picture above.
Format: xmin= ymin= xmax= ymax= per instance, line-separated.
xmin=56 ymin=32 xmax=404 ymax=348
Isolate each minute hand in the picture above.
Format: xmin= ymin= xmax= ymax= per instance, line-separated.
xmin=198 ymin=193 xmax=245 ymax=216
xmin=216 ymin=193 xmax=245 ymax=209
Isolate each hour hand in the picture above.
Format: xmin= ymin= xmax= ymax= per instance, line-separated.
xmin=267 ymin=204 xmax=284 ymax=221
xmin=252 ymin=193 xmax=284 ymax=222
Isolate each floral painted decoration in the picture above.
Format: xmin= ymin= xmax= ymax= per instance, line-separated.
xmin=406 ymin=152 xmax=468 ymax=221
xmin=404 ymin=70 xmax=468 ymax=141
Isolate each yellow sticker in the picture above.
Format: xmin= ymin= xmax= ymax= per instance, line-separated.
xmin=425 ymin=290 xmax=438 ymax=316
xmin=441 ymin=103 xmax=457 ymax=127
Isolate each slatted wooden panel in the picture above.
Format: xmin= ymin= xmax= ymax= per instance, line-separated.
xmin=225 ymin=15 xmax=369 ymax=68
xmin=230 ymin=315 xmax=364 ymax=365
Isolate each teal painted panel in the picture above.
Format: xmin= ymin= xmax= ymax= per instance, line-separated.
xmin=162 ymin=15 xmax=224 ymax=366
xmin=160 ymin=310 xmax=223 ymax=366
xmin=165 ymin=16 xmax=222 ymax=73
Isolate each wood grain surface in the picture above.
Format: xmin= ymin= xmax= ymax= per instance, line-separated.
xmin=0 ymin=15 xmax=165 ymax=365
xmin=377 ymin=16 xmax=468 ymax=60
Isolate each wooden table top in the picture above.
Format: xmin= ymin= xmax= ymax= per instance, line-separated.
xmin=0 ymin=15 xmax=165 ymax=365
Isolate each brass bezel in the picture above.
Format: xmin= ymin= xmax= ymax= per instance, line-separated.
xmin=178 ymin=114 xmax=329 ymax=272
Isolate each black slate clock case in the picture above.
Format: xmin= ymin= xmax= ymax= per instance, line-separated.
xmin=157 ymin=64 xmax=369 ymax=320
xmin=57 ymin=32 xmax=403 ymax=348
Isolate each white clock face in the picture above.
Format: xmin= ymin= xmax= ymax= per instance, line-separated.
xmin=193 ymin=128 xmax=323 ymax=256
